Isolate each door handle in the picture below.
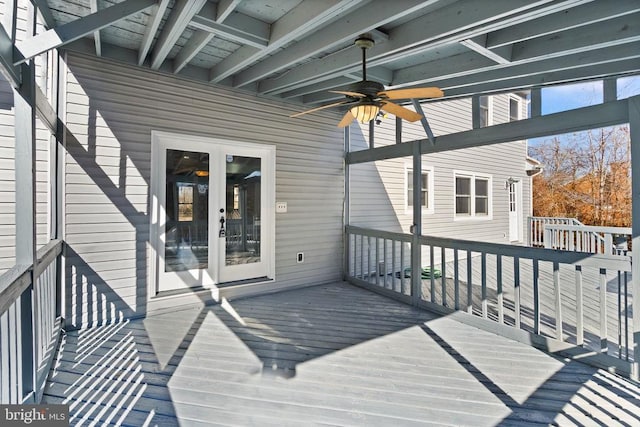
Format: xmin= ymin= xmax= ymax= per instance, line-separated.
xmin=219 ymin=215 xmax=226 ymax=237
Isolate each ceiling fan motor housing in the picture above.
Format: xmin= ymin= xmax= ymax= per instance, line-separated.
xmin=348 ymin=80 xmax=385 ymax=98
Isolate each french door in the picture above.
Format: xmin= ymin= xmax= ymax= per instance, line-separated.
xmin=151 ymin=132 xmax=274 ymax=293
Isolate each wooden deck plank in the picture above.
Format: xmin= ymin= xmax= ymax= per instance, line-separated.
xmin=43 ymin=281 xmax=640 ymax=426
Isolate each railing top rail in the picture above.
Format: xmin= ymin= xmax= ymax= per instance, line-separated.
xmin=544 ymin=224 xmax=632 ymax=234
xmin=0 ymin=239 xmax=63 ymax=316
xmin=346 ymin=225 xmax=413 ymax=243
xmin=347 ymin=226 xmax=630 ymax=271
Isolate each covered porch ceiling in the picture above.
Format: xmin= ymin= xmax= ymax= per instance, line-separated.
xmin=27 ymin=0 xmax=640 ymax=107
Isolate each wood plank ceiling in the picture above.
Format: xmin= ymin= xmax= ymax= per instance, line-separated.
xmin=34 ymin=0 xmax=640 ymax=106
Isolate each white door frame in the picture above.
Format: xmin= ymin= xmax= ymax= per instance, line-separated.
xmin=149 ymin=131 xmax=275 ymax=296
xmin=508 ymin=179 xmax=522 ymax=242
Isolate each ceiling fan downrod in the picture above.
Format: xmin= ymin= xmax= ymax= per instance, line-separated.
xmin=354 ymin=34 xmax=374 ymax=81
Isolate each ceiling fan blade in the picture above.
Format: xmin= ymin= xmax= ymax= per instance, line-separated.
xmin=380 ymin=101 xmax=423 ymax=122
xmin=337 ymin=111 xmax=355 ymax=128
xmin=290 ymin=100 xmax=350 ymax=118
xmin=329 ymin=90 xmax=367 ymax=98
xmin=379 ymin=87 xmax=444 ymax=100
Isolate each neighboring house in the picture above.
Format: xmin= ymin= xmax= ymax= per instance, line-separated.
xmin=350 ymin=93 xmax=532 ymax=246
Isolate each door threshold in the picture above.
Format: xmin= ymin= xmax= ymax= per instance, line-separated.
xmin=218 ymin=276 xmax=272 ymax=288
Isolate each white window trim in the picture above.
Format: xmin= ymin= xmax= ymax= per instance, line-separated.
xmin=509 ymin=94 xmax=522 ymax=121
xmin=453 ymin=170 xmax=493 ymax=220
xmin=404 ymin=163 xmax=434 ymax=215
xmin=480 ymin=95 xmax=493 ymax=127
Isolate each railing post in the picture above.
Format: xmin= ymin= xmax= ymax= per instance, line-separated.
xmin=527 ymin=216 xmax=532 ymax=246
xmin=629 ymin=94 xmax=640 ymax=381
xmin=411 ymin=141 xmax=422 ymax=305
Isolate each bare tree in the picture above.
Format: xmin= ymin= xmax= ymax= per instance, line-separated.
xmin=530 ymin=125 xmax=630 ymax=226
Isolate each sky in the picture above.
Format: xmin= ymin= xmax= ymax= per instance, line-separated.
xmin=528 ymin=75 xmax=640 ymax=148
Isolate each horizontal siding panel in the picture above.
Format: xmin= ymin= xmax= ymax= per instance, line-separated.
xmin=64 ymin=53 xmax=344 ymax=328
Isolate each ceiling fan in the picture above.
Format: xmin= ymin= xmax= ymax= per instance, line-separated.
xmin=290 ymin=34 xmax=444 ymax=128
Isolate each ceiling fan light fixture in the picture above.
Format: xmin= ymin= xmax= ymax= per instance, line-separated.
xmin=350 ymin=103 xmax=380 ymax=123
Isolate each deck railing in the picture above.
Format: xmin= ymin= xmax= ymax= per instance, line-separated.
xmin=528 ymin=216 xmax=587 ymax=247
xmin=528 ymin=216 xmax=631 ymax=255
xmin=0 ymin=239 xmax=63 ymax=404
xmin=346 ymin=226 xmax=634 ymax=374
xmin=543 ymin=223 xmax=632 ymax=256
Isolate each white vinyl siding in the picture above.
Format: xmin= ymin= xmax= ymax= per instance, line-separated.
xmin=62 ymin=53 xmax=345 ymax=329
xmin=350 ymin=95 xmax=529 ymax=245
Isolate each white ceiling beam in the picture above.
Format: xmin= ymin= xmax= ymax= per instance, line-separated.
xmin=208 ymin=0 xmax=365 ymax=84
xmin=281 ymin=76 xmax=355 ymax=99
xmin=460 ymin=36 xmax=511 ymax=64
xmin=190 ymin=14 xmax=268 ymax=48
xmin=486 ymin=0 xmax=640 ymax=48
xmin=90 ymin=0 xmax=101 ymax=56
xmin=173 ymin=30 xmax=214 ymax=73
xmin=172 ymin=1 xmax=244 ymax=74
xmin=511 ymin=13 xmax=640 ymax=62
xmin=150 ymin=0 xmax=207 ymax=70
xmin=216 ymin=0 xmax=243 ymax=22
xmin=16 ymin=0 xmax=157 ymax=64
xmin=347 ymin=100 xmax=629 ymax=164
xmin=395 ymin=41 xmax=640 ymax=90
xmin=257 ymin=0 xmax=588 ymax=95
xmin=138 ymin=0 xmax=170 ymax=66
xmin=231 ymin=0 xmax=439 ymax=88
xmin=441 ymin=58 xmax=640 ymax=99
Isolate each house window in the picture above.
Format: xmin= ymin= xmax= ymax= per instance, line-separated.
xmin=406 ymin=165 xmax=434 ymax=214
xmin=509 ymin=97 xmax=520 ymax=121
xmin=454 ymin=172 xmax=491 ymax=219
xmin=479 ymin=96 xmax=492 ymax=127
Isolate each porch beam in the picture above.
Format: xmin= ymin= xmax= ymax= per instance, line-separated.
xmin=14 ymin=62 xmax=36 ymax=266
xmin=138 ymin=0 xmax=170 ymax=66
xmin=257 ymin=0 xmax=590 ymax=95
xmin=393 ymin=37 xmax=640 ymax=89
xmin=31 ymin=0 xmax=56 ymax=29
xmin=347 ymin=99 xmax=629 ymax=164
xmin=173 ymin=0 xmax=243 ymax=74
xmin=89 ymin=0 xmax=102 ymax=56
xmin=0 ymin=21 xmax=22 ymax=87
xmin=209 ymin=0 xmax=365 ymax=84
xmin=16 ymin=0 xmax=157 ymax=64
xmin=630 ymin=94 xmax=640 ymax=382
xmin=150 ymin=0 xmax=207 ymax=70
xmin=460 ymin=36 xmax=511 ymax=65
xmin=190 ymin=13 xmax=268 ymax=49
xmin=232 ymin=0 xmax=436 ymax=88
xmin=486 ymin=0 xmax=640 ymax=48
xmin=173 ymin=30 xmax=214 ymax=73
xmin=411 ymin=99 xmax=435 ymax=144
xmin=216 ymin=0 xmax=243 ymax=22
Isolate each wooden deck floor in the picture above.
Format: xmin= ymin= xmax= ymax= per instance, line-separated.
xmin=43 ymin=282 xmax=640 ymax=426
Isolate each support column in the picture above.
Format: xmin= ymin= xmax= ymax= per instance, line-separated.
xmin=629 ymin=95 xmax=640 ymax=381
xmin=343 ymin=126 xmax=350 ymax=281
xmin=411 ymin=141 xmax=422 ymax=305
xmin=14 ymin=60 xmax=37 ymax=402
xmin=530 ymin=88 xmax=542 ymax=118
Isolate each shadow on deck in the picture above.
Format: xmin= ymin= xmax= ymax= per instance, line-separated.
xmin=43 ymin=282 xmax=640 ymax=426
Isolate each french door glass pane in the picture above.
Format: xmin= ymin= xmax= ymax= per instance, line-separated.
xmin=226 ymin=155 xmax=261 ymax=265
xmin=165 ymin=149 xmax=209 ymax=272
